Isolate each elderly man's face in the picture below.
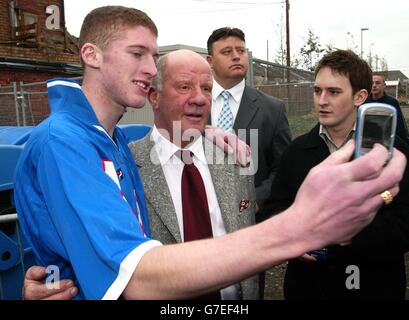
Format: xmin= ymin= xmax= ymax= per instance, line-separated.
xmin=151 ymin=52 xmax=213 ymax=145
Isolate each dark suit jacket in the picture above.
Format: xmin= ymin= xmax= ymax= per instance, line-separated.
xmin=211 ymin=85 xmax=292 ymax=221
xmin=365 ymin=93 xmax=409 ymax=144
xmin=128 ymin=133 xmax=259 ymax=299
xmin=266 ymin=123 xmax=409 ymax=299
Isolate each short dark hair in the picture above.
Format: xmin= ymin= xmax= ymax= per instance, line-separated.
xmin=79 ymin=6 xmax=158 ymax=51
xmin=207 ymin=27 xmax=245 ymax=55
xmin=315 ymin=50 xmax=372 ymax=94
xmin=373 ymin=72 xmax=386 ymax=81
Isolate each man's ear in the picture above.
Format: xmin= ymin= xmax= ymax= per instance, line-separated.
xmin=148 ymin=88 xmax=159 ymax=110
xmin=80 ymin=43 xmax=101 ymax=69
xmin=206 ymin=55 xmax=213 ymax=66
xmin=354 ymin=89 xmax=368 ymax=107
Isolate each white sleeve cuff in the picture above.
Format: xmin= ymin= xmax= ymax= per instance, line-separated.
xmin=102 ymin=240 xmax=162 ymax=300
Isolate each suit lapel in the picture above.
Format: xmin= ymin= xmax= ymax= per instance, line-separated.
xmin=233 ymin=86 xmax=259 ymax=131
xmin=133 ymin=136 xmax=243 ymax=241
xmin=204 ymin=139 xmax=237 ymax=234
xmin=132 ymin=134 xmax=182 ymax=242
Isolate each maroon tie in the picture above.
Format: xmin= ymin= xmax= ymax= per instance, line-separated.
xmin=180 ymin=150 xmax=221 ymax=300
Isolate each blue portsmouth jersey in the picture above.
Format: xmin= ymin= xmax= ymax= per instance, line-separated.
xmin=14 ymin=78 xmax=161 ymax=299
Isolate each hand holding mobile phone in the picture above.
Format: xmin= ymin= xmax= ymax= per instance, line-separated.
xmin=354 ymin=102 xmax=397 ymax=162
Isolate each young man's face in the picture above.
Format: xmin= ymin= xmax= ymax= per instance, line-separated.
xmin=371 ymin=75 xmax=386 ymax=97
xmin=98 ymin=26 xmax=158 ymax=109
xmin=314 ymin=66 xmax=359 ymax=130
xmin=150 ymin=53 xmax=213 ymax=146
xmin=207 ymin=36 xmax=248 ymax=87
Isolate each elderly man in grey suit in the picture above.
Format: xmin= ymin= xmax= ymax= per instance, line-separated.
xmin=207 ymin=27 xmax=292 ymax=298
xmin=129 ymin=49 xmax=259 ymax=299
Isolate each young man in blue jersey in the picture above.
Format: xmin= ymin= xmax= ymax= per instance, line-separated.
xmin=15 ymin=6 xmax=406 ymax=300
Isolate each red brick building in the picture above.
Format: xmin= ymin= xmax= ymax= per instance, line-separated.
xmin=0 ymin=0 xmax=82 ymax=125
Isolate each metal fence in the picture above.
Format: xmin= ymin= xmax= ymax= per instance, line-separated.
xmin=251 ymin=56 xmax=315 ymax=117
xmin=0 ymin=77 xmax=157 ymax=126
xmin=0 ymin=212 xmax=34 ymax=300
xmin=257 ymin=82 xmax=315 ymax=116
xmin=0 ymin=80 xmax=316 ymax=127
xmin=0 ymin=77 xmax=84 ymax=127
xmin=0 ymin=56 xmax=318 ymax=127
xmin=0 ymin=81 xmax=48 ymax=126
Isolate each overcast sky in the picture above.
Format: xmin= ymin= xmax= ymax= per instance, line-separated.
xmin=64 ymin=0 xmax=409 ymax=76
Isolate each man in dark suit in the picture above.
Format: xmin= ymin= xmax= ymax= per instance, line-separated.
xmin=267 ymin=50 xmax=409 ymax=299
xmin=206 ymin=27 xmax=292 ymax=220
xmin=206 ymin=27 xmax=292 ymax=298
xmin=365 ymin=72 xmax=409 ymax=144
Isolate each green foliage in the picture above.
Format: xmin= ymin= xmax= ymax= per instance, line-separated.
xmin=297 ymin=29 xmax=325 ymax=71
xmin=288 ymin=110 xmax=318 ymax=139
xmin=399 ymin=98 xmax=409 ymax=106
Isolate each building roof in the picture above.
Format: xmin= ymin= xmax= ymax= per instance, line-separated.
xmin=0 ymin=56 xmax=82 ymax=74
xmin=386 ymin=80 xmax=399 ymax=86
xmin=375 ymin=70 xmax=408 ymax=81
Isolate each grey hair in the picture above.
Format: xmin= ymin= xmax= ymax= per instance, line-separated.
xmin=151 ymin=55 xmax=168 ymax=91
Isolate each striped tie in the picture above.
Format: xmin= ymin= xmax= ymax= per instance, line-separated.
xmin=217 ymin=91 xmax=234 ymax=132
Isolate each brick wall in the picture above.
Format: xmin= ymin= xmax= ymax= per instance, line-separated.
xmin=0 ymin=0 xmax=80 ymax=125
xmin=0 ymin=69 xmax=68 ymax=86
xmin=0 ymin=90 xmax=17 ymax=125
xmin=0 ymin=46 xmax=79 ymax=62
xmin=0 ymin=70 xmax=79 ymax=126
xmin=0 ymin=0 xmax=79 ymax=63
xmin=0 ymin=0 xmax=11 ymax=41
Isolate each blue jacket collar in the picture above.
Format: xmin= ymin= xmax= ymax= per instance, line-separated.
xmin=46 ymin=78 xmax=100 ymax=126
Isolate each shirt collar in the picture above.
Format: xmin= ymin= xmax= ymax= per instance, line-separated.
xmin=151 ymin=125 xmax=206 ymax=166
xmin=319 ymin=122 xmax=356 ymax=152
xmin=212 ymin=79 xmax=245 ymax=103
xmin=46 ymin=78 xmax=100 ymax=126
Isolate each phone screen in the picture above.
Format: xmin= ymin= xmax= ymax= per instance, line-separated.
xmin=362 ymin=114 xmax=393 ymax=149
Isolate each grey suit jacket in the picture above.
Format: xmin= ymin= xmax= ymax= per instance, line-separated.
xmin=128 ymin=132 xmax=259 ymax=300
xmin=233 ymin=85 xmax=292 ymax=220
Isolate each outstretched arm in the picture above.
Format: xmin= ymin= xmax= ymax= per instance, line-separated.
xmin=124 ymin=141 xmax=405 ymax=299
xmin=24 ymin=142 xmax=406 ymax=300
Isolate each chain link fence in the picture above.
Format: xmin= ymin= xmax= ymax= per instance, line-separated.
xmin=0 ymin=56 xmax=318 ymax=132
xmin=257 ymin=82 xmax=314 ymax=116
xmin=0 ymin=77 xmax=83 ymax=127
xmin=0 ymin=80 xmax=49 ymax=126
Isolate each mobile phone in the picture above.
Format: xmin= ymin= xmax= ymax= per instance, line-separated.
xmin=354 ymin=102 xmax=397 ymax=162
xmin=308 ymin=248 xmax=335 ymax=262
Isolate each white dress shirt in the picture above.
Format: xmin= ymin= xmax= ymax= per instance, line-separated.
xmin=151 ymin=126 xmax=239 ymax=299
xmin=211 ymin=79 xmax=245 ymax=127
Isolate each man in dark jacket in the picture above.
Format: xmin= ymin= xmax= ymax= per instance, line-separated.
xmin=206 ymin=27 xmax=292 ymax=299
xmin=206 ymin=27 xmax=292 ymax=220
xmin=365 ymin=73 xmax=409 ymax=144
xmin=266 ymin=50 xmax=409 ymax=299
